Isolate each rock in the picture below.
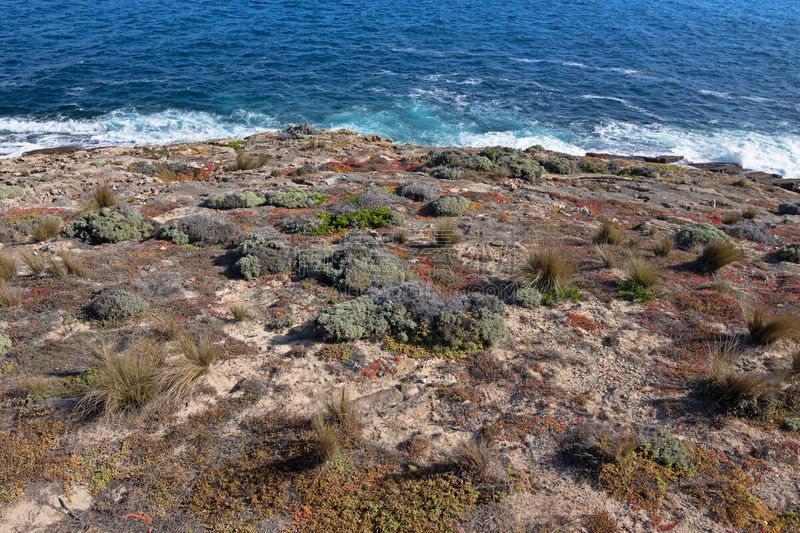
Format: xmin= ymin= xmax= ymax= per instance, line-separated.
xmin=690 ymin=162 xmax=744 ymax=174
xmin=778 ymin=202 xmax=800 ymax=215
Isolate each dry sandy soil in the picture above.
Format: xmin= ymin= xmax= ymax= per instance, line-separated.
xmin=0 ymin=128 xmax=799 ymax=532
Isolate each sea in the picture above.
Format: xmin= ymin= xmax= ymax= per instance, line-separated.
xmin=1 ymin=0 xmax=798 ymax=177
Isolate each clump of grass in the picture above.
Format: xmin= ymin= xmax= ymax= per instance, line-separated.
xmin=157 ymin=333 xmax=219 ymax=405
xmin=228 ymin=301 xmax=256 ymax=322
xmin=0 ymin=254 xmax=16 ymax=281
xmin=721 ymin=212 xmax=742 ymax=225
xmin=698 ymin=241 xmax=741 ymax=273
xmin=58 ymin=251 xmax=89 ymax=278
xmin=626 ymin=255 xmax=659 ymax=288
xmin=393 ymin=227 xmax=409 ymax=244
xmin=585 ymin=510 xmax=619 ymax=533
xmin=516 ymin=246 xmax=576 ymax=291
xmin=21 ymin=253 xmax=46 ymax=276
xmin=434 ymin=219 xmax=462 ymax=246
xmin=595 ymin=245 xmax=616 ymax=268
xmin=32 ymin=216 xmax=62 ymax=242
xmin=743 ymin=304 xmax=799 ymax=345
xmin=452 ymin=438 xmax=504 ymax=483
xmin=494 ymin=166 xmax=511 ymax=179
xmin=22 ymin=376 xmax=51 ymax=397
xmin=0 ymin=282 xmax=22 ymax=308
xmin=77 ymin=342 xmax=164 ymax=417
xmin=741 ymin=206 xmax=758 ymax=220
xmin=234 ymin=152 xmax=269 ymax=171
xmin=93 ymin=183 xmax=117 ymax=208
xmin=593 ymin=219 xmax=623 ymax=246
xmin=46 ymin=257 xmax=67 ymax=278
xmin=313 ymin=389 xmax=362 ymax=461
xmin=653 ymin=234 xmax=674 ymax=257
xmin=152 ymin=316 xmax=185 ymax=342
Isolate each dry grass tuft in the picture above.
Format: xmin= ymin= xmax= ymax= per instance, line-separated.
xmin=0 ymin=282 xmax=22 ymax=308
xmin=157 ymin=333 xmax=219 ymax=405
xmin=515 ymin=246 xmax=576 ymax=291
xmin=0 ymin=254 xmax=17 ymax=281
xmin=593 ymin=219 xmax=623 ymax=246
xmin=393 ymin=227 xmax=409 ymax=244
xmin=653 ymin=234 xmax=674 ymax=257
xmin=741 ymin=206 xmax=758 ymax=220
xmin=22 ymin=376 xmax=51 ymax=397
xmin=77 ymin=341 xmax=164 ymax=417
xmin=698 ymin=241 xmax=741 ymax=273
xmin=721 ymin=212 xmax=742 ymax=225
xmin=58 ymin=251 xmax=89 ymax=278
xmin=228 ymin=301 xmax=256 ymax=322
xmin=32 ymin=216 xmax=61 ymax=242
xmin=93 ymin=182 xmax=117 ymax=208
xmin=595 ymin=245 xmax=616 ymax=268
xmin=21 ymin=253 xmax=46 ymax=276
xmin=152 ymin=316 xmax=184 ymax=342
xmin=743 ymin=305 xmax=799 ymax=345
xmin=313 ymin=389 xmax=362 ymax=461
xmin=626 ymin=255 xmax=659 ymax=288
xmin=585 ymin=510 xmax=619 ymax=533
xmin=453 ymin=439 xmax=497 ymax=481
xmin=234 ymin=152 xmax=269 ymax=170
xmin=434 ymin=219 xmax=462 ymax=246
xmin=46 ymin=257 xmax=68 ymax=278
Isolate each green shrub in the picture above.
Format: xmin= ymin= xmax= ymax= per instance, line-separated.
xmin=510 ymin=286 xmax=542 ymax=308
xmin=297 ymin=237 xmax=404 ymax=293
xmin=0 ymin=185 xmax=24 ymax=199
xmin=624 ymin=166 xmax=660 ymax=179
xmin=0 ymin=332 xmax=10 ymax=356
xmin=636 ymin=427 xmax=691 ymax=470
xmin=539 ymin=157 xmax=576 ymax=175
xmin=783 ymin=418 xmax=800 ymax=432
xmin=424 ymin=150 xmax=493 ymax=172
xmin=87 ymin=289 xmax=149 ymax=321
xmin=283 ymin=207 xmax=401 ymax=235
xmin=156 ymin=215 xmax=243 ymax=246
xmin=776 ymin=244 xmax=800 ymax=263
xmin=675 ymin=222 xmax=729 ymax=249
xmin=234 ymin=230 xmax=295 ymax=279
xmin=431 ymin=167 xmax=464 ymax=180
xmin=428 ymin=195 xmax=469 ymax=217
xmin=312 ymin=281 xmax=506 ymax=351
xmin=281 ymin=214 xmax=326 ymax=234
xmin=204 ymin=190 xmax=265 ymax=210
xmin=267 ymin=188 xmax=325 ymax=209
xmin=64 ymin=207 xmax=155 ymax=244
xmin=479 ymin=147 xmax=542 ymax=181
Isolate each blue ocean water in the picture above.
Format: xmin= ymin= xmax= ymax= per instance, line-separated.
xmin=1 ymin=0 xmax=799 ymax=176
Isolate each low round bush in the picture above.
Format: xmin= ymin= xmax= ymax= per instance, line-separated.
xmin=64 ymin=207 xmax=155 ymax=244
xmin=267 ymin=188 xmax=325 ymax=209
xmin=510 ymin=287 xmax=542 ymax=308
xmin=156 ymin=215 xmax=243 ymax=246
xmin=234 ymin=230 xmax=295 ymax=279
xmin=776 ymin=244 xmax=800 ymax=263
xmin=675 ymin=222 xmax=729 ymax=249
xmin=0 ymin=185 xmax=24 ymax=199
xmin=282 ymin=214 xmax=325 ymax=234
xmin=431 ymin=167 xmax=464 ymax=180
xmin=539 ymin=157 xmax=576 ymax=175
xmin=87 ymin=289 xmax=149 ymax=321
xmin=205 ymin=190 xmax=265 ymax=210
xmin=297 ymin=238 xmax=404 ymax=293
xmin=0 ymin=332 xmax=11 ymax=356
xmin=428 ymin=195 xmax=469 ymax=217
xmin=480 ymin=147 xmax=543 ymax=181
xmin=396 ymin=180 xmax=440 ymax=202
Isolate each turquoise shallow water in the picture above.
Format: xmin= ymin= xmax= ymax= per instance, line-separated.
xmin=1 ymin=0 xmax=799 ymax=176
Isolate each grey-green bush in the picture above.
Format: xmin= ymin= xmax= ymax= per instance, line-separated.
xmin=156 ymin=215 xmax=243 ymax=246
xmin=776 ymin=244 xmax=800 ymax=263
xmin=510 ymin=287 xmax=542 ymax=308
xmin=267 ymin=188 xmax=325 ymax=209
xmin=0 ymin=332 xmax=10 ymax=356
xmin=539 ymin=157 xmax=576 ymax=175
xmin=234 ymin=230 xmax=295 ymax=279
xmin=431 ymin=166 xmax=464 ymax=180
xmin=64 ymin=207 xmax=155 ymax=244
xmin=396 ymin=180 xmax=440 ymax=202
xmin=479 ymin=146 xmax=543 ymax=182
xmin=0 ymin=185 xmax=24 ymax=199
xmin=87 ymin=289 xmax=149 ymax=321
xmin=428 ymin=195 xmax=469 ymax=217
xmin=204 ymin=190 xmax=265 ymax=210
xmin=675 ymin=222 xmax=729 ymax=249
xmin=636 ymin=427 xmax=691 ymax=470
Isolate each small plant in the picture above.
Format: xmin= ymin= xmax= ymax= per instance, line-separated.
xmin=515 ymin=246 xmax=575 ymax=291
xmin=675 ymin=222 xmax=729 ymax=249
xmin=585 ymin=510 xmax=619 ymax=533
xmin=314 ymin=389 xmax=362 ymax=461
xmin=0 ymin=283 xmax=22 ymax=308
xmin=32 ymin=215 xmax=62 ymax=242
xmin=46 ymin=257 xmax=67 ymax=278
xmin=87 ymin=289 xmax=149 ymax=322
xmin=158 ymin=334 xmax=219 ymax=404
xmin=267 ymin=188 xmax=325 ymax=209
xmin=59 ymin=251 xmax=89 ymax=278
xmin=698 ymin=241 xmax=741 ymax=273
xmin=393 ymin=228 xmax=409 ymax=244
xmin=792 ymin=351 xmax=800 ymax=375
xmin=93 ymin=183 xmax=117 ymax=208
xmin=204 ymin=190 xmax=265 ymax=210
xmin=452 ymin=439 xmax=504 ymax=483
xmin=776 ymin=243 xmax=800 ymax=263
xmin=510 ymin=286 xmax=542 ymax=308
xmin=434 ymin=219 xmax=463 ymax=246
xmin=741 ymin=207 xmax=758 ymax=219
xmin=653 ymin=234 xmax=674 ymax=257
xmin=233 ymin=152 xmax=269 ymax=171
xmin=709 ymin=357 xmax=782 ymax=420
xmin=595 ymin=245 xmax=616 ymax=268
xmin=64 ymin=207 xmax=155 ymax=244
xmin=228 ymin=302 xmax=256 ymax=322
xmin=626 ymin=255 xmax=659 ymax=288
xmin=593 ymin=219 xmax=623 ymax=246
xmin=743 ymin=305 xmax=799 ymax=345
xmin=722 ymin=212 xmax=742 ymax=225
xmin=427 ymin=195 xmax=469 ymax=217
xmin=396 ymin=180 xmax=439 ymax=202
xmin=21 ymin=253 xmax=46 ymax=276
xmin=0 ymin=254 xmax=16 ymax=281
xmin=22 ymin=376 xmax=51 ymax=397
